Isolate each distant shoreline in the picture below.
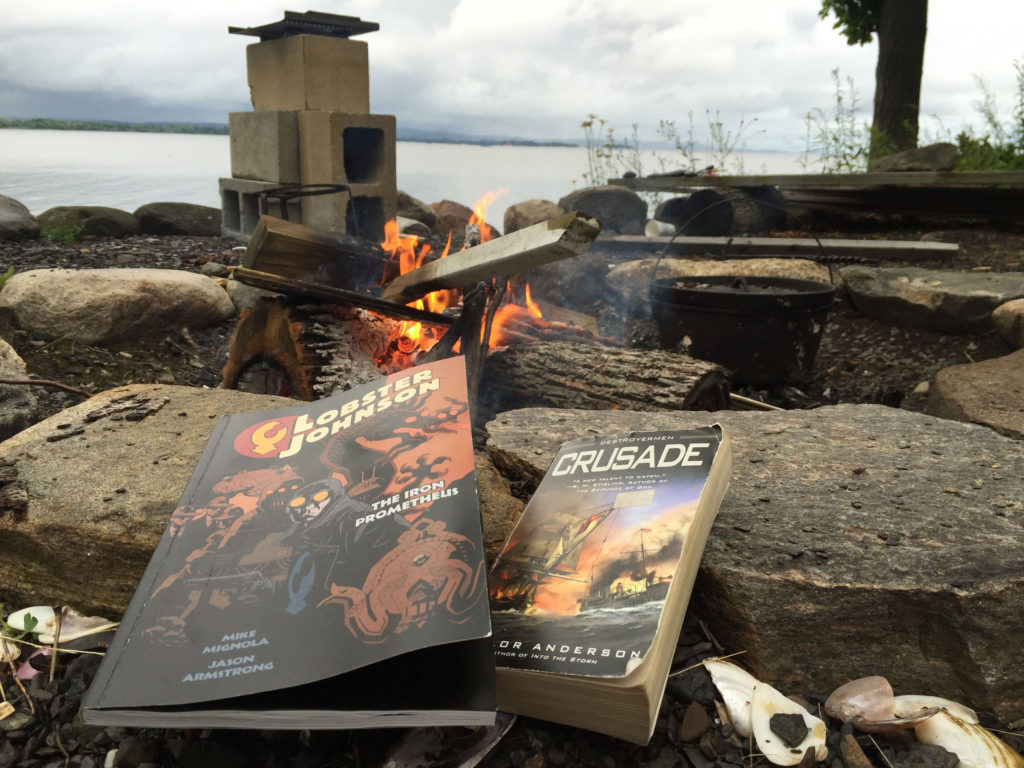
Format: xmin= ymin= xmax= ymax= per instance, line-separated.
xmin=0 ymin=117 xmax=579 ymax=147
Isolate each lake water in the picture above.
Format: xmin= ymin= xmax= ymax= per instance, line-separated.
xmin=0 ymin=129 xmax=809 ymax=223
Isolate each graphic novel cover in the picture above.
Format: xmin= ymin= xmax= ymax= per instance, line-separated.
xmin=82 ymin=356 xmax=495 ymax=729
xmin=490 ymin=428 xmax=726 ymax=678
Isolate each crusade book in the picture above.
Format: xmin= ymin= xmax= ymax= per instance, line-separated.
xmin=489 ymin=426 xmax=731 ymax=743
xmin=82 ymin=356 xmax=496 ymax=729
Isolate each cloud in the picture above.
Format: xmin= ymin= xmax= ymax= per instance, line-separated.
xmin=0 ymin=1 xmax=1021 ymax=149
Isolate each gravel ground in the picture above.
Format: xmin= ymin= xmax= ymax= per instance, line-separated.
xmin=2 ymin=222 xmax=1024 ymax=767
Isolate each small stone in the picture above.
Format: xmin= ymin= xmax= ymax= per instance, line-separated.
xmin=676 ymin=700 xmax=713 ymax=742
xmin=769 ymin=712 xmax=808 ymax=748
xmin=786 ymin=545 xmax=804 ymax=558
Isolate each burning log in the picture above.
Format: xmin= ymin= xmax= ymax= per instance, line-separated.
xmin=379 ymin=211 xmax=602 ymax=305
xmin=478 ymin=340 xmax=730 ymax=416
xmin=221 ymin=296 xmax=429 ymax=399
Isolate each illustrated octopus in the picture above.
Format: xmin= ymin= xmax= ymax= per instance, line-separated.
xmin=317 ymin=516 xmax=484 ymax=642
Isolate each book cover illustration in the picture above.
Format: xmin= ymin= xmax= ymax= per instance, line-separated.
xmin=88 ymin=356 xmax=491 ymax=710
xmin=489 ymin=428 xmax=722 ymax=678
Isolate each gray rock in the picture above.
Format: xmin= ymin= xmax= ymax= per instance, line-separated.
xmin=926 ymin=348 xmax=1024 ymax=439
xmin=0 ymin=194 xmax=39 ymax=241
xmin=992 ymin=298 xmax=1024 ymax=348
xmin=37 ymin=206 xmax=140 ymax=241
xmin=430 ymin=199 xmax=500 ymax=240
xmin=870 ymin=142 xmax=959 ymax=172
xmin=133 ymin=202 xmax=221 ymax=236
xmin=558 ymin=185 xmax=646 ymax=235
xmin=486 ymin=405 xmax=1024 ymax=724
xmin=0 ymin=337 xmax=38 ymax=440
xmin=503 ymin=199 xmax=565 ymax=234
xmin=839 ymin=265 xmax=1024 ymax=332
xmin=396 ymin=190 xmax=437 ymax=230
xmin=0 ymin=268 xmax=235 ymax=344
xmin=0 ymin=384 xmax=295 ymax=616
xmin=608 ymin=258 xmax=832 ymax=310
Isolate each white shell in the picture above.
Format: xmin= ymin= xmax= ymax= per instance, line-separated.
xmin=914 ymin=710 xmax=1024 ymax=768
xmin=37 ymin=609 xmax=118 ymax=644
xmin=750 ymin=682 xmax=828 ymax=766
xmin=1 ymin=638 xmax=20 ymax=662
xmin=6 ymin=606 xmax=116 ymax=644
xmin=703 ymin=659 xmax=759 ymax=738
xmin=824 ymin=675 xmax=895 ymax=723
xmin=6 ymin=606 xmax=55 ymax=633
xmin=892 ymin=694 xmax=978 ymax=724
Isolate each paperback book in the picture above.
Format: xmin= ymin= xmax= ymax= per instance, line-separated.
xmin=489 ymin=426 xmax=731 ymax=743
xmin=82 ymin=356 xmax=495 ymax=729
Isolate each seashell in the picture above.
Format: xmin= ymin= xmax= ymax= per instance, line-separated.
xmin=7 ymin=606 xmax=116 ymax=645
xmin=703 ymin=658 xmax=759 ymax=738
xmin=824 ymin=675 xmax=895 ymax=723
xmin=914 ymin=709 xmax=1024 ymax=768
xmin=892 ymin=694 xmax=978 ymax=724
xmin=750 ymin=681 xmax=828 ymax=766
xmin=1 ymin=638 xmax=20 ymax=663
xmin=848 ymin=708 xmax=942 ymax=735
xmin=37 ymin=609 xmax=118 ymax=645
xmin=5 ymin=606 xmax=55 ymax=633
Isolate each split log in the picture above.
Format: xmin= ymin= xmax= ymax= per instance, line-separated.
xmin=242 ymin=215 xmax=397 ymax=293
xmin=221 ymin=296 xmax=421 ymax=400
xmin=380 ymin=211 xmax=602 ymax=304
xmin=478 ymin=340 xmax=730 ymax=416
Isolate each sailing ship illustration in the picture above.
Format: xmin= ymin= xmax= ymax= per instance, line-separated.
xmin=490 ymin=488 xmax=674 ymax=613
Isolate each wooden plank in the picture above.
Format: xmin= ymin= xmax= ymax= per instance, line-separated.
xmin=591 ymin=235 xmax=960 ymax=260
xmin=610 ymin=170 xmax=1024 ymax=192
xmin=231 ymin=267 xmax=455 ymax=326
xmin=379 ymin=211 xmax=602 ymax=304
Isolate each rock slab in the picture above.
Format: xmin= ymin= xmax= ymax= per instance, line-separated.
xmin=926 ymin=348 xmax=1024 ymax=439
xmin=486 ymin=405 xmax=1024 ymax=724
xmin=839 ymin=266 xmax=1024 ymax=332
xmin=0 ymin=384 xmax=296 ymax=616
xmin=0 ymin=267 xmax=235 ymax=344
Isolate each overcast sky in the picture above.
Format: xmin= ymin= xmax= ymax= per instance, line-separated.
xmin=2 ymin=1 xmax=1022 ymax=150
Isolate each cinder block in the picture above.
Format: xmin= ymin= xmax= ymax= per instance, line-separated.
xmin=247 ymin=36 xmax=370 ymax=112
xmin=218 ymin=178 xmax=303 ymax=240
xmin=229 ymin=111 xmax=300 ymax=183
xmin=298 ymin=111 xmax=397 ymax=240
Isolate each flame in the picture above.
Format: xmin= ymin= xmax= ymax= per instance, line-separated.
xmin=378 ymin=190 xmax=553 ymax=367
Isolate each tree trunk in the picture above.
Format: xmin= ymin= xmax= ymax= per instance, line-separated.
xmin=870 ymin=0 xmax=928 ymax=163
xmin=478 ymin=340 xmax=730 ymax=418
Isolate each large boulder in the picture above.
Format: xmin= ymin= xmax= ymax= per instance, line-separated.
xmin=486 ymin=405 xmax=1024 ymax=725
xmin=926 ymin=348 xmax=1024 ymax=439
xmin=503 ymin=199 xmax=565 ymax=234
xmin=0 ymin=268 xmax=235 ymax=344
xmin=558 ymin=185 xmax=645 ymax=235
xmin=37 ymin=206 xmax=140 ymax=241
xmin=839 ymin=265 xmax=1024 ymax=332
xmin=0 ymin=194 xmax=39 ymax=240
xmin=870 ymin=142 xmax=958 ymax=172
xmin=0 ymin=384 xmax=296 ymax=616
xmin=133 ymin=202 xmax=221 ymax=236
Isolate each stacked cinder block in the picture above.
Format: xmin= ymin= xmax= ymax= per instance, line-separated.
xmin=221 ymin=33 xmax=397 ymax=241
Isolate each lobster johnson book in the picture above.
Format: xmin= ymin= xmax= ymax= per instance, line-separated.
xmin=82 ymin=356 xmax=495 ymax=729
xmin=489 ymin=426 xmax=731 ymax=743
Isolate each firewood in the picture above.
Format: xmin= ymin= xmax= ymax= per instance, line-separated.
xmin=478 ymin=341 xmax=730 ymax=415
xmin=380 ymin=211 xmax=602 ymax=304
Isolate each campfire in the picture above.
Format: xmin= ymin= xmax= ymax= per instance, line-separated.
xmin=221 ymin=200 xmax=615 ymax=404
